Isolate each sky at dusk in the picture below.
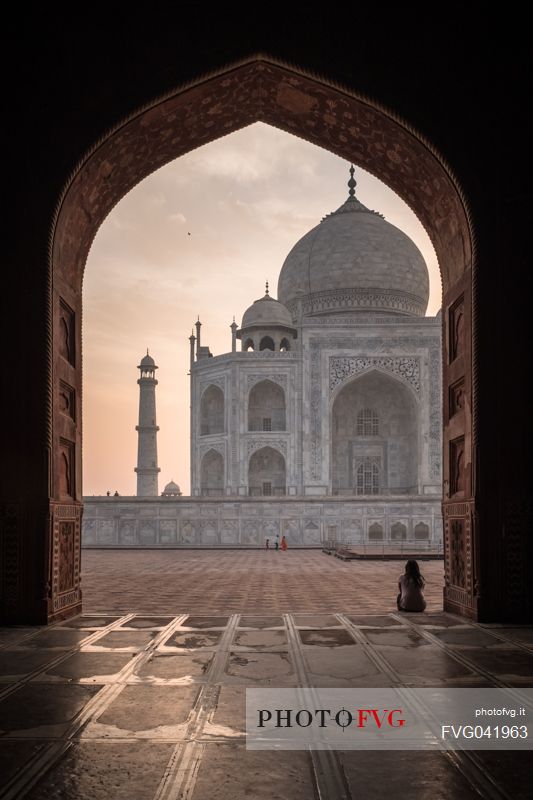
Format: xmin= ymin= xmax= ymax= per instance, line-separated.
xmin=82 ymin=122 xmax=441 ymax=497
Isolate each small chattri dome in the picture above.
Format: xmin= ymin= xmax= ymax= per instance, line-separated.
xmin=162 ymin=480 xmax=181 ymax=497
xmin=241 ymin=283 xmax=293 ymax=330
xmin=138 ymin=349 xmax=157 ymax=370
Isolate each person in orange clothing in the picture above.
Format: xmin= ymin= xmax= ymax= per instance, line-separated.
xmin=280 ymin=535 xmax=288 ymax=551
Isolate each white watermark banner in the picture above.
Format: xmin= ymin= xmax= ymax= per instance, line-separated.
xmin=246 ymin=688 xmax=533 ymax=750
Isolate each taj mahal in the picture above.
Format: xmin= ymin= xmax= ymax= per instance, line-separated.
xmin=82 ymin=167 xmax=443 ymax=549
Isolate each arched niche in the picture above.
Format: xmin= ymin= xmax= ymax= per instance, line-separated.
xmin=368 ymin=523 xmax=384 ymax=541
xmin=248 ymin=380 xmax=286 ymax=432
xmin=259 ymin=336 xmax=275 ymax=351
xmin=200 ymin=384 xmax=225 ymax=436
xmin=415 ymin=522 xmax=430 ymax=540
xmin=248 ymin=446 xmax=286 ymax=496
xmin=200 ymin=449 xmax=224 ymax=496
xmin=391 ymin=522 xmax=407 ymax=540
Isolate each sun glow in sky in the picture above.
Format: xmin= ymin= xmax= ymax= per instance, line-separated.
xmin=83 ymin=122 xmax=441 ymax=497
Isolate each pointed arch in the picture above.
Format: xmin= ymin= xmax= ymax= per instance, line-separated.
xmin=200 ymin=384 xmax=225 ymax=435
xmin=23 ymin=54 xmax=481 ymax=623
xmin=259 ymin=336 xmax=275 ymax=351
xmin=248 ymin=379 xmax=286 ymax=431
xmin=332 ymin=370 xmax=418 ymax=496
xmin=248 ymin=446 xmax=286 ymax=496
xmin=200 ymin=448 xmax=224 ymax=496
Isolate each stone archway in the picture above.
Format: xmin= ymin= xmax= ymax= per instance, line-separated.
xmin=248 ymin=380 xmax=286 ymax=432
xmin=200 ymin=449 xmax=225 ymax=496
xmin=248 ymin=446 xmax=286 ymax=496
xmin=200 ymin=385 xmax=225 ymax=436
xmin=331 ymin=371 xmax=419 ymax=496
xmin=31 ymin=56 xmax=477 ymax=622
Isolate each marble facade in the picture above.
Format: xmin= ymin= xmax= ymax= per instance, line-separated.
xmin=82 ymin=495 xmax=442 ymax=548
xmin=190 ymin=315 xmax=441 ymax=498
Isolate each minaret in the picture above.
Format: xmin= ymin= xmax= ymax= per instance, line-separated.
xmin=195 ymin=316 xmax=201 ymax=359
xmin=134 ymin=350 xmax=160 ymax=496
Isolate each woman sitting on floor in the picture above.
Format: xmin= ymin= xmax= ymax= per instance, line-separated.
xmin=397 ymin=559 xmax=426 ymax=612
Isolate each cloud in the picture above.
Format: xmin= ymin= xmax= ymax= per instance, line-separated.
xmin=146 ymin=191 xmax=167 ymax=207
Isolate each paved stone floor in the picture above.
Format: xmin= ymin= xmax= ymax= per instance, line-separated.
xmin=1 ymin=553 xmax=532 ymax=799
xmin=81 ymin=550 xmax=445 ymax=613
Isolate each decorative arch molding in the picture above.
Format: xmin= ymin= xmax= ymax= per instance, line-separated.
xmin=199 ymin=443 xmax=225 ymax=460
xmin=246 ymin=439 xmax=287 ymax=458
xmin=200 ymin=378 xmax=225 ymax=396
xmin=51 ymin=56 xmax=473 ymax=295
xmin=329 ymin=356 xmax=421 ymax=398
xmin=246 ymin=373 xmax=288 ymax=392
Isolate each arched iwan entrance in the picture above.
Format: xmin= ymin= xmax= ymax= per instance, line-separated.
xmin=331 ymin=371 xmax=419 ymax=496
xmin=34 ymin=57 xmax=479 ymax=623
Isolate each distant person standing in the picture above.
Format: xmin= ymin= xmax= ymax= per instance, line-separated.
xmin=274 ymin=535 xmax=280 ymax=551
xmin=281 ymin=535 xmax=288 ymax=551
xmin=265 ymin=538 xmax=270 ymax=550
xmin=397 ymin=560 xmax=426 ymax=612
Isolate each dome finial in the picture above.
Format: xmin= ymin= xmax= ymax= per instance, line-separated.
xmin=348 ymin=164 xmax=357 ymax=198
xmin=146 ymin=348 xmax=149 ymax=355
xmin=265 ymin=280 xmax=269 ymax=296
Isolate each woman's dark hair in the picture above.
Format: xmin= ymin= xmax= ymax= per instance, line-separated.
xmin=405 ymin=559 xmax=425 ymax=589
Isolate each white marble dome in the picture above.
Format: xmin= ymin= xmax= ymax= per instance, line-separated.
xmin=241 ymin=289 xmax=293 ymax=330
xmin=277 ymin=173 xmax=430 ymax=318
xmin=162 ymin=480 xmax=181 ymax=496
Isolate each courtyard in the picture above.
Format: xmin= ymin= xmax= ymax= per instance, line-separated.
xmin=1 ymin=551 xmax=532 ymax=798
xmin=81 ymin=550 xmax=445 ymax=614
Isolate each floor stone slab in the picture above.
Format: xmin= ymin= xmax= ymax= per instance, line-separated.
xmin=0 ymin=684 xmax=101 ymax=737
xmin=192 ymin=745 xmax=315 ymax=800
xmin=97 ymin=685 xmax=200 ymax=731
xmin=28 ymin=741 xmax=175 ymax=800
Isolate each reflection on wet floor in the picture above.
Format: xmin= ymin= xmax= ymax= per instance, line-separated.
xmin=0 ymin=611 xmax=531 ymax=799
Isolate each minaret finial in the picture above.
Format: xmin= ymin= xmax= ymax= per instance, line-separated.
xmin=348 ymin=164 xmax=356 ymax=198
xmin=265 ymin=280 xmax=269 ymax=296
